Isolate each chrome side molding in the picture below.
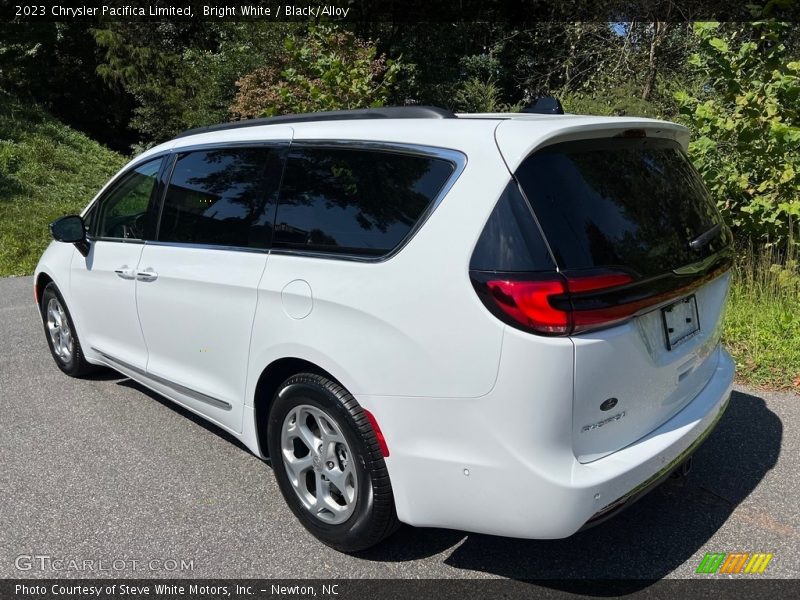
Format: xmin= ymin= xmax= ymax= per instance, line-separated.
xmin=91 ymin=348 xmax=233 ymax=411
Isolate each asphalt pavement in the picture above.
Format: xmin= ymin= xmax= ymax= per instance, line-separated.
xmin=0 ymin=275 xmax=797 ymax=580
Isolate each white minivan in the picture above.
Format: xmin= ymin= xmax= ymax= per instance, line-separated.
xmin=35 ymin=105 xmax=734 ymax=551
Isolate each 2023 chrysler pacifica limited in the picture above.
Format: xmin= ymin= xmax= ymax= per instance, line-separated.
xmin=35 ymin=106 xmax=734 ymax=551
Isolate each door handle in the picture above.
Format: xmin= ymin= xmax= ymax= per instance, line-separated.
xmin=136 ymin=269 xmax=158 ymax=282
xmin=114 ymin=266 xmax=136 ymax=280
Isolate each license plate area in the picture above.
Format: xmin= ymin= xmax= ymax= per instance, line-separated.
xmin=661 ymin=295 xmax=700 ymax=350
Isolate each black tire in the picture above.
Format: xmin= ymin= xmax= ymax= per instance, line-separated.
xmin=267 ymin=373 xmax=399 ymax=552
xmin=40 ymin=282 xmax=95 ymax=377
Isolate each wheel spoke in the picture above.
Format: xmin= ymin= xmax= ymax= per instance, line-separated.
xmin=296 ymin=421 xmax=320 ymax=453
xmin=318 ymin=417 xmax=346 ymax=462
xmin=285 ymin=407 xmax=319 ymax=451
xmin=312 ymin=472 xmax=329 ymax=509
xmin=313 ymin=473 xmax=347 ymax=516
xmin=319 ymin=416 xmax=345 ymax=444
xmin=282 ymin=451 xmax=313 ymax=484
xmin=61 ymin=328 xmax=72 ymax=348
xmin=326 ymin=463 xmax=356 ymax=504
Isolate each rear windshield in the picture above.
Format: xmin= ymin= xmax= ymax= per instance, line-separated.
xmin=515 ymin=138 xmax=731 ymax=278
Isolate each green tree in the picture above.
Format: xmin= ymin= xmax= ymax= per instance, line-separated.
xmin=675 ymin=21 xmax=800 ymax=245
xmin=0 ymin=21 xmax=135 ymax=150
xmin=93 ymin=22 xmax=294 ymax=145
xmin=230 ymin=25 xmax=400 ymax=118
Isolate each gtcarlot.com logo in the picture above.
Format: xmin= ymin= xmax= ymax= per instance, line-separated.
xmin=15 ymin=555 xmax=194 ymax=572
xmin=696 ymin=552 xmax=773 ymax=574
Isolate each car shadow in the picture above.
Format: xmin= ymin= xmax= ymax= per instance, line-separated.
xmin=354 ymin=389 xmax=782 ymax=588
xmin=82 ymin=366 xmax=131 ymax=381
xmin=115 ymin=378 xmax=254 ymax=456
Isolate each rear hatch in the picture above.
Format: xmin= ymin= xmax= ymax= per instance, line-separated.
xmin=492 ymin=122 xmax=733 ymax=462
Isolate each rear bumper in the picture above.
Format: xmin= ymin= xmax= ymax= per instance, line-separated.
xmin=579 ymin=389 xmax=726 ymax=531
xmin=365 ymin=345 xmax=734 ymax=539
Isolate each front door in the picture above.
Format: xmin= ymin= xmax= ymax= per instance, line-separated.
xmin=70 ymin=157 xmax=165 ymax=372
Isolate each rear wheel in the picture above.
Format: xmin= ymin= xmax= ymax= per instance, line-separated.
xmin=40 ymin=282 xmax=95 ymax=377
xmin=267 ymin=373 xmax=399 ymax=552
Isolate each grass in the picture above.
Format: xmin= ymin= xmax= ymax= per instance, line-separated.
xmin=0 ymin=91 xmax=125 ymax=276
xmin=723 ymin=243 xmax=800 ymax=391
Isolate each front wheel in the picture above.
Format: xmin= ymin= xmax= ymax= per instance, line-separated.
xmin=40 ymin=282 xmax=95 ymax=377
xmin=267 ymin=373 xmax=399 ymax=552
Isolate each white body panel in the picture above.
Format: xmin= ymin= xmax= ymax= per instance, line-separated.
xmin=69 ymin=241 xmax=148 ymax=370
xmin=34 ymin=112 xmax=735 ymax=539
xmin=135 ymin=245 xmax=269 ymax=432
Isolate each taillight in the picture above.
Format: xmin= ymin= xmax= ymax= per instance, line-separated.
xmin=475 ymin=271 xmax=636 ymax=336
xmin=568 ymin=273 xmax=637 ymax=332
xmin=566 ymin=273 xmax=634 ymax=293
xmin=486 ymin=279 xmax=569 ymax=334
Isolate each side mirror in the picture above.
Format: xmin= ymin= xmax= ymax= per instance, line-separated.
xmin=50 ymin=215 xmax=90 ymax=257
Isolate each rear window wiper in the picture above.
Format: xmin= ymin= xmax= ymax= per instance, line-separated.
xmin=689 ymin=223 xmax=722 ymax=251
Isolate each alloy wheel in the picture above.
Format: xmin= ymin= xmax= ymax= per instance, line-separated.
xmin=280 ymin=404 xmax=358 ymax=524
xmin=46 ymin=297 xmax=73 ymax=363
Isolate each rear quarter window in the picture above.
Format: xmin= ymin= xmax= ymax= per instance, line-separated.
xmin=274 ymin=146 xmax=456 ymax=257
xmin=470 ymin=180 xmax=555 ymax=272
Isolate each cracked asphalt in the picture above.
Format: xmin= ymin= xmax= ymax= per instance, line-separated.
xmin=0 ymin=275 xmax=797 ymax=580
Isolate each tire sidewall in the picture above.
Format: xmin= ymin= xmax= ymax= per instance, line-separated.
xmin=267 ymin=378 xmax=379 ymax=550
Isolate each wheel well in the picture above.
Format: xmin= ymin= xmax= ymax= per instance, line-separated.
xmin=253 ymin=357 xmax=337 ymax=458
xmin=35 ymin=273 xmax=54 ymax=305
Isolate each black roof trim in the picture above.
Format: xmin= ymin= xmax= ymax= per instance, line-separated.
xmin=175 ymin=106 xmax=456 ymax=139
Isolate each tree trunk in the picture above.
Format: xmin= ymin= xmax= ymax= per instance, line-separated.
xmin=642 ymin=21 xmax=670 ymax=101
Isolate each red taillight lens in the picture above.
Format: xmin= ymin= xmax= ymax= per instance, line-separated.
xmin=486 ymin=279 xmax=569 ymax=334
xmin=481 ymin=272 xmax=635 ymax=336
xmin=568 ymin=273 xmax=635 ymax=332
xmin=566 ymin=273 xmax=634 ymax=293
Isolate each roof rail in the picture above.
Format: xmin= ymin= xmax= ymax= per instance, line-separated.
xmin=175 ymin=106 xmax=456 ymax=139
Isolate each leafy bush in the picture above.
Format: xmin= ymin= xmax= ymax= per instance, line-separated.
xmin=675 ymin=21 xmax=800 ymax=246
xmin=562 ymin=83 xmax=666 ymax=117
xmin=230 ymin=26 xmax=401 ymax=118
xmin=454 ymin=78 xmax=525 ymax=113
